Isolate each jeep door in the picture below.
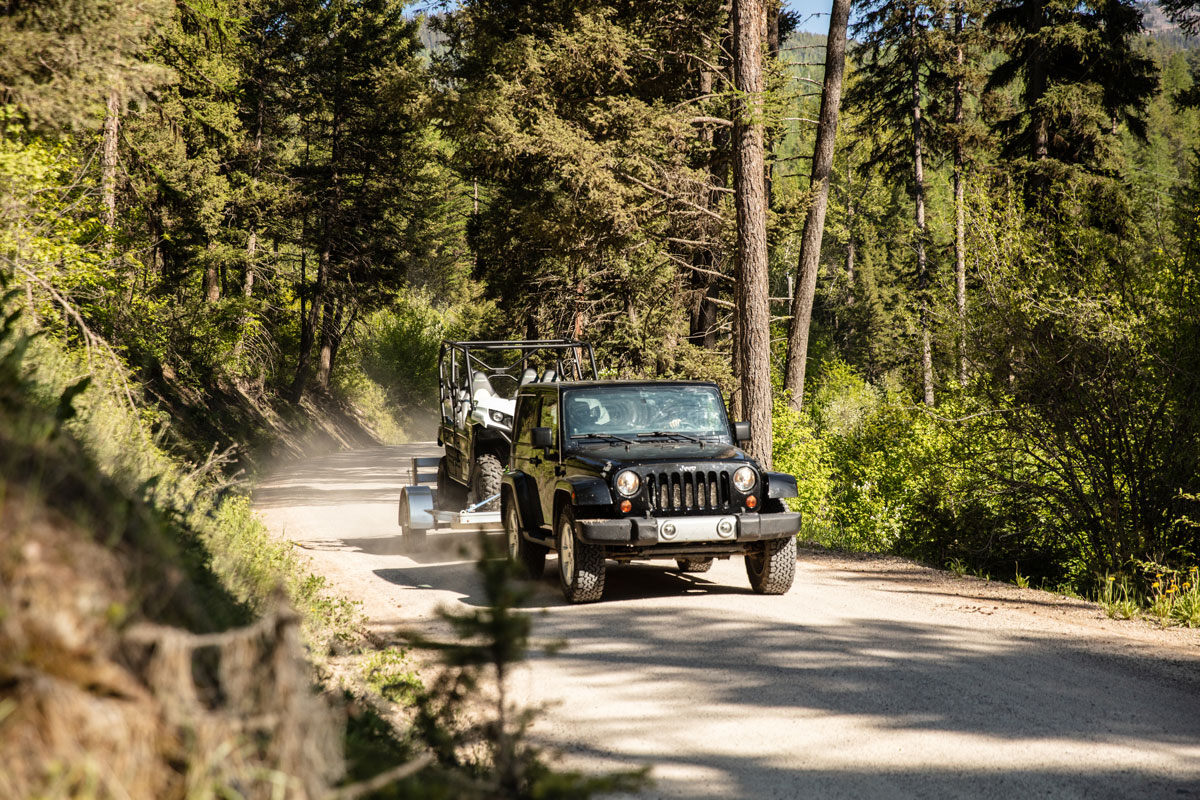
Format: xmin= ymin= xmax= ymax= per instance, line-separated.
xmin=511 ymin=391 xmax=543 ymax=528
xmin=534 ymin=391 xmax=561 ymax=525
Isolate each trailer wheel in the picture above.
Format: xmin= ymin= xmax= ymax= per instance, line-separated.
xmin=399 ymin=490 xmax=427 ymax=552
xmin=469 ymin=454 xmax=503 ymax=511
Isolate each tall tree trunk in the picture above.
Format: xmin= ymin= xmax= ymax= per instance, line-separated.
xmin=765 ymin=0 xmax=782 ymax=206
xmin=732 ymin=0 xmax=772 ymax=466
xmin=204 ymin=241 xmax=221 ymax=304
xmin=316 ymin=295 xmax=341 ymax=391
xmin=290 ymin=246 xmax=328 ymax=403
xmin=689 ymin=69 xmax=724 ymax=349
xmin=845 ymin=160 xmax=856 ymax=298
xmin=101 ymin=89 xmax=120 ymax=230
xmin=783 ymin=0 xmax=851 ymax=410
xmin=911 ymin=14 xmax=934 ymax=407
xmin=953 ymin=8 xmax=968 ymax=386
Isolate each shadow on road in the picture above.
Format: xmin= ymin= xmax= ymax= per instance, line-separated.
xmin=521 ymin=606 xmax=1200 ymax=799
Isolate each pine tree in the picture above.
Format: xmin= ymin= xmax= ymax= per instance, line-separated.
xmin=845 ymin=0 xmax=942 ymax=405
xmin=983 ymin=0 xmax=1158 ymax=187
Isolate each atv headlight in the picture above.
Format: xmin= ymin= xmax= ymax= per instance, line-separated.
xmin=732 ymin=466 xmax=757 ymax=493
xmin=490 ymin=411 xmax=513 ymax=427
xmin=615 ymin=470 xmax=640 ymax=497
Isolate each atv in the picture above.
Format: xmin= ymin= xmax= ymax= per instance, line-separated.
xmin=436 ymin=339 xmax=597 ymax=512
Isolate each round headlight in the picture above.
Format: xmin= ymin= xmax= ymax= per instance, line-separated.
xmin=615 ymin=470 xmax=640 ymax=497
xmin=732 ymin=466 xmax=757 ymax=493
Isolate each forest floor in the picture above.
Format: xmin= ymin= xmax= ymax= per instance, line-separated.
xmin=253 ymin=444 xmax=1200 ymax=800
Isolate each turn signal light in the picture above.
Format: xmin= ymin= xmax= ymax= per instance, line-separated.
xmin=745 ymin=495 xmax=758 ymax=509
xmin=620 ymin=499 xmax=632 ymax=513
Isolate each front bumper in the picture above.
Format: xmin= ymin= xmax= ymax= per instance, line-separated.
xmin=576 ymin=511 xmax=800 ymax=546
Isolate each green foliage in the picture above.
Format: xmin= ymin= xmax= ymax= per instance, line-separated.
xmin=771 ymin=393 xmax=832 ymax=534
xmin=361 ymin=647 xmax=423 ymax=705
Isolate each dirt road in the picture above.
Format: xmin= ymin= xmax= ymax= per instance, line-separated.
xmin=254 ymin=444 xmax=1200 ymax=799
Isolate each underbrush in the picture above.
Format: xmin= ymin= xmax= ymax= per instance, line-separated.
xmin=777 ymin=357 xmax=1199 ymax=604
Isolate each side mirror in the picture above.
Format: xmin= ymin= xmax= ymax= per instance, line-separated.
xmin=532 ymin=426 xmax=553 ymax=450
xmin=733 ymin=421 xmax=751 ymax=443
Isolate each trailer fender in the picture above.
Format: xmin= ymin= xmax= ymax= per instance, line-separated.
xmin=400 ymin=485 xmax=435 ymax=530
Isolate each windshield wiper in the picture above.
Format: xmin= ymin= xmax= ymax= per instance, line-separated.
xmin=571 ymin=432 xmax=635 ymax=445
xmin=637 ymin=431 xmax=704 ymax=444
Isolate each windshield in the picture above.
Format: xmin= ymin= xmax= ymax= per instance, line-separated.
xmin=563 ymin=385 xmax=731 ymax=443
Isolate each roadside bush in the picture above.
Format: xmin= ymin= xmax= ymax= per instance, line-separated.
xmin=771 ymin=395 xmax=832 ymax=538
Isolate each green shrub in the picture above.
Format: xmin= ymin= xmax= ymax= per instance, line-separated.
xmin=771 ymin=395 xmax=832 ymax=539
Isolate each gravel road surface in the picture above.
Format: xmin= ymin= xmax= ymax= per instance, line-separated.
xmin=254 ymin=444 xmax=1200 ymax=799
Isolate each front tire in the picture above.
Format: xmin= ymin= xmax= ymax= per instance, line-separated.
xmin=468 ymin=454 xmax=503 ymax=511
xmin=503 ymin=492 xmax=546 ymax=579
xmin=745 ymin=536 xmax=796 ymax=595
xmin=676 ymin=557 xmax=714 ymax=573
xmin=557 ymin=507 xmax=605 ymax=603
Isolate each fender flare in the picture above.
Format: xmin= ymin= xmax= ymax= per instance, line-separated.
xmin=502 ymin=471 xmax=542 ymax=531
xmin=553 ymin=476 xmax=614 ymax=521
xmin=764 ymin=471 xmax=799 ymax=500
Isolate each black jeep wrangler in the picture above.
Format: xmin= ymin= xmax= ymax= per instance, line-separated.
xmin=501 ymin=380 xmax=802 ymax=603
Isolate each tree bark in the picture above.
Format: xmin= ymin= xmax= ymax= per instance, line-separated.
xmin=290 ymin=245 xmax=328 ymax=403
xmin=101 ymin=89 xmax=120 ymax=230
xmin=204 ymin=241 xmax=221 ymax=304
xmin=315 ymin=295 xmax=340 ymax=391
xmin=732 ymin=0 xmax=772 ymax=467
xmin=782 ymin=0 xmax=851 ymax=410
xmin=911 ymin=8 xmax=934 ymax=407
xmin=845 ymin=161 xmax=856 ymax=297
xmin=953 ymin=8 xmax=968 ymax=386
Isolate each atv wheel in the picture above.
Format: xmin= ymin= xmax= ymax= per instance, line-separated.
xmin=557 ymin=507 xmax=605 ymax=603
xmin=745 ymin=536 xmax=796 ymax=595
xmin=503 ymin=492 xmax=546 ymax=579
xmin=676 ymin=557 xmax=714 ymax=573
xmin=468 ymin=454 xmax=503 ymax=511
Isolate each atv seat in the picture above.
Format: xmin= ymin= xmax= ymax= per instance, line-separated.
xmin=518 ymin=368 xmax=538 ymax=386
xmin=471 ymin=371 xmax=496 ymax=401
xmin=541 ymin=369 xmax=558 ymax=382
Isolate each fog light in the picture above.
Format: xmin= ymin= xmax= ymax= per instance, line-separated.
xmin=620 ymin=499 xmax=632 ymax=513
xmin=745 ymin=495 xmax=757 ymax=509
xmin=717 ymin=519 xmax=735 ymax=537
xmin=661 ymin=522 xmax=677 ymax=540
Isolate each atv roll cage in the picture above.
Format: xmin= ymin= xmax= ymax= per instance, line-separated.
xmin=437 ymin=339 xmax=598 ymax=427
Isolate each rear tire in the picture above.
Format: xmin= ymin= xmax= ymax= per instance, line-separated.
xmin=676 ymin=557 xmax=714 ymax=573
xmin=503 ymin=492 xmax=546 ymax=579
xmin=468 ymin=454 xmax=503 ymax=511
xmin=557 ymin=507 xmax=605 ymax=603
xmin=745 ymin=536 xmax=796 ymax=595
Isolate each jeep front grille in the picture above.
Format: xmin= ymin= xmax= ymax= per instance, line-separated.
xmin=644 ymin=470 xmax=731 ymax=513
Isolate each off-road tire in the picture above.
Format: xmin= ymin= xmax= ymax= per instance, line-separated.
xmin=437 ymin=456 xmax=467 ymax=511
xmin=676 ymin=557 xmax=714 ymax=573
xmin=468 ymin=454 xmax=503 ymax=511
xmin=557 ymin=507 xmax=605 ymax=603
xmin=745 ymin=535 xmax=796 ymax=595
xmin=503 ymin=492 xmax=546 ymax=579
